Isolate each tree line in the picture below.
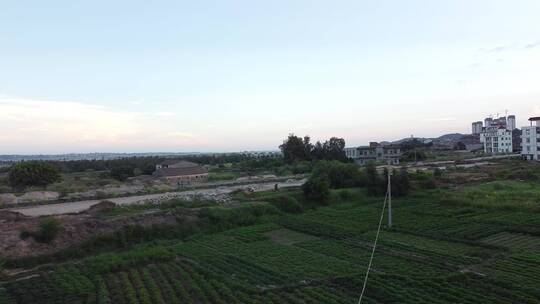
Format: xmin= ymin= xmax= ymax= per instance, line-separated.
xmin=279 ymin=134 xmax=348 ymax=164
xmin=302 ymin=161 xmax=411 ymax=203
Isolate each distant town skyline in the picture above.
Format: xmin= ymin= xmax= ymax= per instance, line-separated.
xmin=1 ymin=1 xmax=539 ymax=154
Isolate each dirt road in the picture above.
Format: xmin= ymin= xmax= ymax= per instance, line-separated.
xmin=10 ymin=179 xmax=306 ymax=217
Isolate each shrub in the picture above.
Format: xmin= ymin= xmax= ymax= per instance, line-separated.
xmin=34 ymin=217 xmax=61 ymax=243
xmin=19 ymin=218 xmax=61 ymax=243
xmin=8 ymin=161 xmax=62 ymax=189
xmin=365 ymin=165 xmax=410 ymax=197
xmin=19 ymin=229 xmax=32 ymax=240
xmin=338 ymin=189 xmax=353 ymax=200
xmin=419 ymin=177 xmax=437 ymax=189
xmin=302 ymin=176 xmax=330 ymax=204
xmin=270 ymin=196 xmax=304 ymax=214
xmin=311 ymin=160 xmax=363 ymax=188
xmin=110 ymin=165 xmax=134 ymax=181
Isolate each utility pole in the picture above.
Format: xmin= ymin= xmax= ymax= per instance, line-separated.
xmin=387 ymin=165 xmax=392 ymax=228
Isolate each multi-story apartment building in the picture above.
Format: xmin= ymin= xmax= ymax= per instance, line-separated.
xmin=507 ymin=115 xmax=516 ymax=130
xmin=480 ymin=126 xmax=513 ymax=154
xmin=344 ymin=142 xmax=401 ymax=165
xmin=521 ymin=117 xmax=540 ymax=160
xmin=471 ymin=121 xmax=483 ymax=134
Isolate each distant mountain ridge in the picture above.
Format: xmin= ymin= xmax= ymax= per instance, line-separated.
xmin=389 ymin=133 xmax=467 ymax=145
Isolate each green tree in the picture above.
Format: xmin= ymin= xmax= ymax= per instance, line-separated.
xmin=392 ymin=168 xmax=410 ymax=197
xmin=365 ymin=162 xmax=383 ymax=195
xmin=32 ymin=217 xmax=61 ymax=243
xmin=110 ymin=165 xmax=135 ymax=181
xmin=302 ymin=176 xmax=330 ymax=203
xmin=312 ymin=160 xmax=363 ymax=188
xmin=323 ymin=137 xmax=347 ymax=161
xmin=279 ymin=134 xmax=312 ymax=164
xmin=8 ymin=161 xmax=62 ymax=189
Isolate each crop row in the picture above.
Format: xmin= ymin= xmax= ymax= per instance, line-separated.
xmin=333 ymin=273 xmax=539 ymax=304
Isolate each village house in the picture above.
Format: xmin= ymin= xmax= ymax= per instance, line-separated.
xmin=344 ymin=142 xmax=402 ymax=165
xmin=153 ymin=160 xmax=208 ymax=186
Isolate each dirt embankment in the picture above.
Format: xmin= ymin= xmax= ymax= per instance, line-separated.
xmin=8 ymin=179 xmax=306 ymax=217
xmin=0 ymin=206 xmax=181 ymax=259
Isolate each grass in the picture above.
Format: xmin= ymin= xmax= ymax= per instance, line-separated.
xmin=207 ymin=171 xmax=239 ymax=182
xmin=2 ymin=175 xmax=540 ymax=303
xmin=449 ymin=180 xmax=540 ymax=211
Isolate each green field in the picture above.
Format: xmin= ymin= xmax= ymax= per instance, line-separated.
xmin=1 ymin=182 xmax=540 ymax=303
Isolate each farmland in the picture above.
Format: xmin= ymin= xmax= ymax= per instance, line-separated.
xmin=1 ymin=164 xmax=540 ymax=303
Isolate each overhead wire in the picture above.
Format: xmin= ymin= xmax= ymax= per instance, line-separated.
xmin=357 ymin=185 xmax=390 ymax=304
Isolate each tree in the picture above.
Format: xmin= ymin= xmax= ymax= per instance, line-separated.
xmin=454 ymin=142 xmax=466 ymax=150
xmin=280 ymin=134 xmax=347 ymax=163
xmin=323 ymin=137 xmax=347 ymax=161
xmin=302 ymin=176 xmax=330 ymax=203
xmin=392 ymin=168 xmax=410 ymax=197
xmin=8 ymin=161 xmax=62 ymax=189
xmin=110 ymin=165 xmax=135 ymax=181
xmin=311 ymin=141 xmax=325 ymax=160
xmin=365 ymin=162 xmax=383 ymax=195
xmin=402 ymin=148 xmax=427 ymax=162
xmin=311 ymin=160 xmax=363 ymax=188
xmin=280 ymin=134 xmax=311 ymax=164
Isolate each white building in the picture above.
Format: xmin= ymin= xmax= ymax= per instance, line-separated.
xmin=521 ymin=117 xmax=540 ymax=160
xmin=507 ymin=115 xmax=516 ymax=130
xmin=480 ymin=126 xmax=513 ymax=154
xmin=345 ymin=142 xmax=401 ymax=165
xmin=471 ymin=121 xmax=483 ymax=134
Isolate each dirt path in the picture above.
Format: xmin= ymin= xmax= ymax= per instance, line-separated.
xmin=8 ymin=179 xmax=306 ymax=217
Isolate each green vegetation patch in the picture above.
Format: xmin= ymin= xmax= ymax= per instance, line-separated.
xmin=480 ymin=232 xmax=540 ymax=251
xmin=264 ymin=228 xmax=320 ymax=245
xmin=451 ymin=180 xmax=540 ymax=211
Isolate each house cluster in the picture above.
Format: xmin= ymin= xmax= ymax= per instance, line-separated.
xmin=472 ymin=114 xmax=540 ymax=161
xmin=344 ymin=142 xmax=402 ymax=165
xmin=474 ymin=115 xmax=516 ymax=155
xmin=153 ymin=160 xmax=208 ymax=186
xmin=521 ymin=117 xmax=540 ymax=161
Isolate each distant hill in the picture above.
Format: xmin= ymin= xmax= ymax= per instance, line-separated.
xmin=437 ymin=133 xmax=465 ymax=141
xmin=391 ymin=133 xmax=466 ymax=144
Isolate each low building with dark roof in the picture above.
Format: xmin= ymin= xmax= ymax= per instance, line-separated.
xmin=153 ymin=160 xmax=208 ymax=186
xmin=344 ymin=142 xmax=402 ymax=165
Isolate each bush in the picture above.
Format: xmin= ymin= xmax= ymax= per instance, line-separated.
xmin=302 ymin=176 xmax=330 ymax=204
xmin=8 ymin=161 xmax=62 ymax=189
xmin=311 ymin=160 xmax=363 ymax=188
xmin=110 ymin=165 xmax=134 ymax=181
xmin=270 ymin=196 xmax=304 ymax=214
xmin=35 ymin=217 xmax=61 ymax=243
xmin=366 ymin=165 xmax=410 ymax=197
xmin=338 ymin=189 xmax=353 ymax=200
xmin=365 ymin=162 xmax=384 ymax=196
xmin=418 ymin=177 xmax=437 ymax=189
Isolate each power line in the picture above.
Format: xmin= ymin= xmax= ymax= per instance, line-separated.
xmin=357 ymin=176 xmax=390 ymax=304
xmin=388 ymin=167 xmax=392 ymax=228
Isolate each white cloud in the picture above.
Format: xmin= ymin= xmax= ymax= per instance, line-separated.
xmin=0 ymin=96 xmax=196 ymax=153
xmin=525 ymin=41 xmax=540 ymax=49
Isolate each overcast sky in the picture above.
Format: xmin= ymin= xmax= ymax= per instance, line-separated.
xmin=1 ymin=0 xmax=539 ymax=154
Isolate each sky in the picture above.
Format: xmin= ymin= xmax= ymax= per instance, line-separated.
xmin=1 ymin=0 xmax=540 ymax=154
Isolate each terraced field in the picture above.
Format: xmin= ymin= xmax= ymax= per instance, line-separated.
xmin=1 ymin=185 xmax=540 ymax=303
